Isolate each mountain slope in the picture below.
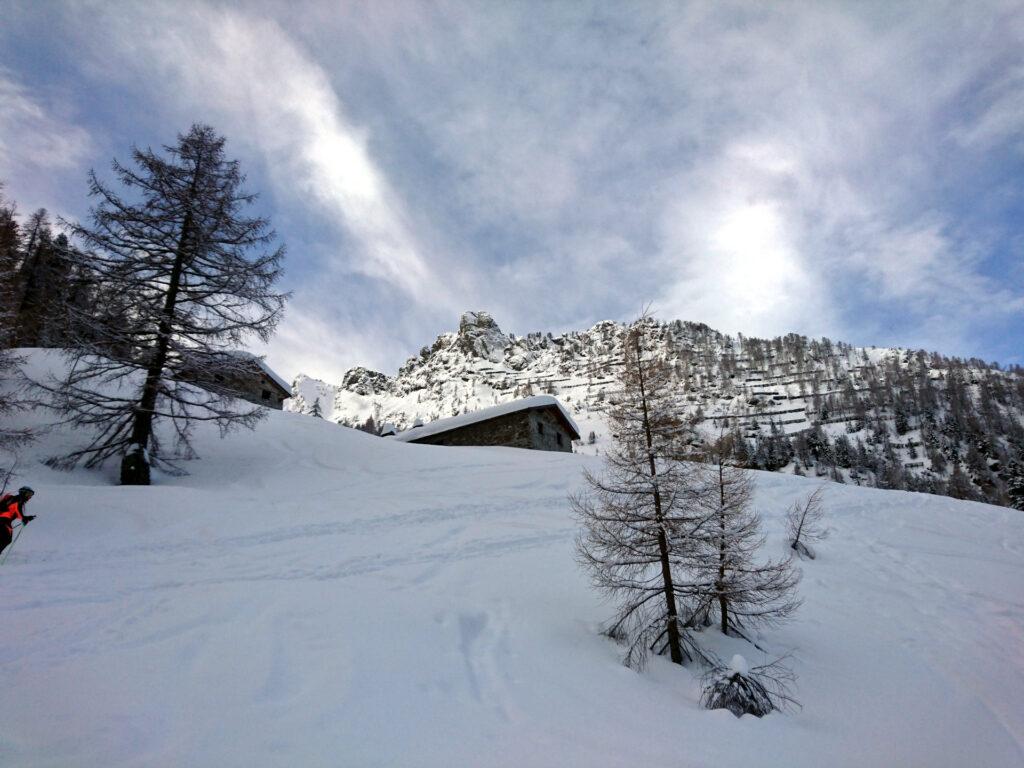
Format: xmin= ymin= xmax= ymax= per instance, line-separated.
xmin=2 ymin=350 xmax=1023 ymax=767
xmin=291 ymin=312 xmax=1024 ymax=509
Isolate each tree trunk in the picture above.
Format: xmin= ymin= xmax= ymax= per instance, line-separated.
xmin=656 ymin=521 xmax=683 ymax=664
xmin=718 ymin=458 xmax=729 ymax=635
xmin=635 ymin=333 xmax=684 ymax=665
xmin=121 ymin=198 xmax=195 ymax=484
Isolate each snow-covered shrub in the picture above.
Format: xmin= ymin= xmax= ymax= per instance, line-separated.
xmin=701 ymin=655 xmax=799 ymax=718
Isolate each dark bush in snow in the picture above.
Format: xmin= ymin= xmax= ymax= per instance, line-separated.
xmin=701 ymin=655 xmax=799 ymax=718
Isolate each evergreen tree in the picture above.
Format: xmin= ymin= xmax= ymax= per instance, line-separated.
xmin=946 ymin=464 xmax=978 ymax=501
xmin=309 ymin=397 xmax=323 ymax=419
xmin=1003 ymin=459 xmax=1024 ymax=511
xmin=0 ymin=186 xmax=34 ymax=467
xmin=893 ymin=402 xmax=910 ymax=435
xmin=13 ymin=210 xmax=77 ymax=346
xmin=45 ymin=125 xmax=288 ymax=484
xmin=832 ymin=434 xmax=852 ymax=469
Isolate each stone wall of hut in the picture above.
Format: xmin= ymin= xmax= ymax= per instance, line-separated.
xmin=408 ymin=407 xmax=574 ymax=452
xmin=527 ymin=408 xmax=574 ymax=452
xmin=214 ymin=371 xmax=287 ymax=410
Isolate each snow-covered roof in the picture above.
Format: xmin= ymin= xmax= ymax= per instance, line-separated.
xmin=392 ymin=395 xmax=580 ymax=443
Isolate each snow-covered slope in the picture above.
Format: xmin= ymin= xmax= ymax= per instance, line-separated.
xmin=2 ymin=352 xmax=1023 ymax=766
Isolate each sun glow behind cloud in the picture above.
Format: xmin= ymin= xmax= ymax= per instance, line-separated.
xmin=1 ymin=1 xmax=1022 ymax=380
xmin=712 ymin=202 xmax=808 ymax=324
xmin=657 ymin=137 xmax=833 ymax=339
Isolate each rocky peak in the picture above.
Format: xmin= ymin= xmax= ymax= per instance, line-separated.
xmin=341 ymin=366 xmax=393 ymax=396
xmin=456 ymin=311 xmax=510 ymax=364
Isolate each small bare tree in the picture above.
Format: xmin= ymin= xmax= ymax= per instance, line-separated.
xmin=786 ymin=486 xmax=828 ymax=559
xmin=692 ymin=433 xmax=801 ymax=638
xmin=573 ymin=317 xmax=706 ymax=668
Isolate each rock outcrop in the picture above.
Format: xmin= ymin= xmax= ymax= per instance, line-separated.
xmin=456 ymin=311 xmax=510 ymax=364
xmin=341 ymin=366 xmax=393 ymax=396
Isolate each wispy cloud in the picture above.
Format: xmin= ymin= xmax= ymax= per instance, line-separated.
xmin=90 ymin=5 xmax=452 ymax=303
xmin=656 ymin=138 xmax=837 ymax=339
xmin=256 ymin=302 xmax=414 ymax=385
xmin=54 ymin=2 xmax=477 ymax=378
xmin=3 ymin=0 xmax=1022 ymax=379
xmin=0 ymin=68 xmax=92 ymax=212
xmin=647 ymin=2 xmax=1024 ymax=349
xmin=950 ymin=64 xmax=1024 ymax=152
xmin=0 ymin=69 xmax=91 ymax=172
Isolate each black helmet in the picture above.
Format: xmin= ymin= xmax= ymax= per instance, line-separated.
xmin=18 ymin=486 xmax=34 ymax=497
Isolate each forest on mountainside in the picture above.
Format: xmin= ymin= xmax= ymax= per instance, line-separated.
xmin=701 ymin=331 xmax=1024 ymax=509
xmin=295 ymin=314 xmax=1024 ymax=511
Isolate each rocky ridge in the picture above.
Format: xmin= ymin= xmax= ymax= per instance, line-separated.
xmin=288 ymin=311 xmax=1024 ymax=509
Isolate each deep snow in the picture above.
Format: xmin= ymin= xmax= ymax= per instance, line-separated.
xmin=2 ymin=353 xmax=1024 ymax=767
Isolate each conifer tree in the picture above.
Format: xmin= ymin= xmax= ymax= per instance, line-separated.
xmin=309 ymin=397 xmax=323 ymax=419
xmin=0 ymin=186 xmax=33 ymax=464
xmin=13 ymin=210 xmax=75 ymax=347
xmin=45 ymin=125 xmax=288 ymax=484
xmin=0 ymin=188 xmax=21 ymax=355
xmin=1003 ymin=459 xmax=1024 ymax=511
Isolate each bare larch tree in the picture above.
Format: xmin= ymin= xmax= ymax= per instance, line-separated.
xmin=45 ymin=125 xmax=288 ymax=484
xmin=692 ymin=433 xmax=801 ymax=638
xmin=573 ymin=317 xmax=705 ymax=667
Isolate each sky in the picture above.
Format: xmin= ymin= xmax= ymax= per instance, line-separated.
xmin=2 ymin=1 xmax=1023 ymax=383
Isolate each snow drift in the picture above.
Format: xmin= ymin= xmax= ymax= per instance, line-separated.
xmin=2 ymin=351 xmax=1023 ymax=766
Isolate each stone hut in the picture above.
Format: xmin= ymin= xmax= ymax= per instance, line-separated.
xmin=179 ymin=352 xmax=291 ymax=410
xmin=233 ymin=356 xmax=291 ymax=410
xmin=391 ymin=396 xmax=580 ymax=452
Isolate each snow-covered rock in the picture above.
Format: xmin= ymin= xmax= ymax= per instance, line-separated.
xmin=456 ymin=310 xmax=510 ymax=363
xmin=340 ymin=366 xmax=393 ymax=396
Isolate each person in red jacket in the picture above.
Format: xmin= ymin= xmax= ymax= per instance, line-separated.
xmin=1 ymin=486 xmax=35 ymax=556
